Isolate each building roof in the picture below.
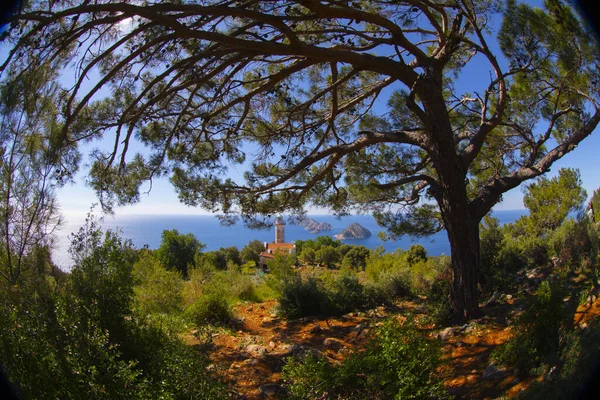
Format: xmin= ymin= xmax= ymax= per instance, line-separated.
xmin=266 ymin=242 xmax=295 ymax=251
xmin=259 ymin=252 xmax=275 ymax=259
xmin=274 ymin=215 xmax=286 ymax=225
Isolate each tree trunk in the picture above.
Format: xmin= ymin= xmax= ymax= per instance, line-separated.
xmin=445 ymin=211 xmax=481 ymax=321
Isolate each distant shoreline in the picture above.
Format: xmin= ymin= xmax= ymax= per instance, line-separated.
xmin=53 ymin=210 xmax=528 ymax=270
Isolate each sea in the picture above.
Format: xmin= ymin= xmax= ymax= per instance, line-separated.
xmin=52 ymin=210 xmax=527 ymax=271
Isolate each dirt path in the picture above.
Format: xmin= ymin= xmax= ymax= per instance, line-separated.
xmin=184 ymin=295 xmax=600 ymax=399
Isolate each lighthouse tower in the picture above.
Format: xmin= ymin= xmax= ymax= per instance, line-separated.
xmin=274 ymin=215 xmax=286 ymax=243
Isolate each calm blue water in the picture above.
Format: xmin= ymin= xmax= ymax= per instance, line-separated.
xmin=52 ymin=210 xmax=526 ymax=270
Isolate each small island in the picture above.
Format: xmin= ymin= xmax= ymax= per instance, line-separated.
xmin=334 ymin=222 xmax=372 ymax=240
xmin=298 ymin=217 xmax=333 ymax=234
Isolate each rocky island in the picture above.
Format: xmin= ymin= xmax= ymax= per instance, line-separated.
xmin=298 ymin=217 xmax=333 ymax=234
xmin=334 ymin=223 xmax=372 ymax=240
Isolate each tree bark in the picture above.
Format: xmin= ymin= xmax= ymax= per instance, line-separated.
xmin=444 ymin=211 xmax=481 ymax=321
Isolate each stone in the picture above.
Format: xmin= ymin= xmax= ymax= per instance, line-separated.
xmin=438 ymin=327 xmax=455 ymax=342
xmin=337 ymin=347 xmax=352 ymax=357
xmin=298 ymin=217 xmax=333 ymax=234
xmin=358 ymin=328 xmax=371 ymax=338
xmin=246 ymin=344 xmax=268 ymax=358
xmin=275 ymin=343 xmax=298 ymax=356
xmin=259 ymin=383 xmax=284 ymax=397
xmin=243 ymin=358 xmax=261 ymax=366
xmin=482 ymin=364 xmax=507 ymax=380
xmin=323 ymin=337 xmax=343 ymax=350
xmin=484 ymin=291 xmax=501 ymax=307
xmin=333 ymin=223 xmax=372 ymax=240
xmin=353 ymin=322 xmax=369 ymax=333
xmin=310 ymin=324 xmax=323 ymax=334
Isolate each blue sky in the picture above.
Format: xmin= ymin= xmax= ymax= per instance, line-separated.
xmin=50 ymin=0 xmax=599 ymax=220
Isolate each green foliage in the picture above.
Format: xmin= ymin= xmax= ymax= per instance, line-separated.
xmin=186 ymin=292 xmax=234 ymax=327
xmin=283 ymin=318 xmax=448 ymax=399
xmin=314 ymin=245 xmax=341 ymax=268
xmin=69 ymin=216 xmax=137 ymax=342
xmin=240 ymin=239 xmax=264 ymax=264
xmin=275 ymin=268 xmax=381 ymax=319
xmin=155 ymin=229 xmax=205 ymax=277
xmin=590 ymin=188 xmax=600 ymax=223
xmin=407 ymin=244 xmax=427 ymax=265
xmin=1 ymin=220 xmax=227 ymax=399
xmin=522 ymin=168 xmax=587 ymax=234
xmin=479 ymin=215 xmax=507 ymax=292
xmin=517 ymin=319 xmax=600 ymax=400
xmin=493 ymin=280 xmax=567 ymax=373
xmin=0 ymin=62 xmax=76 ymax=284
xmin=341 ymin=245 xmax=370 ymax=270
xmin=277 ymin=275 xmax=328 ymax=319
xmin=132 ymin=251 xmax=183 ymax=316
xmin=548 ymin=218 xmax=597 ymax=272
xmin=0 ymin=283 xmax=151 ymax=400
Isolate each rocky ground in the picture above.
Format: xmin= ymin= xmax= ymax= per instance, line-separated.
xmin=184 ymin=276 xmax=600 ymax=399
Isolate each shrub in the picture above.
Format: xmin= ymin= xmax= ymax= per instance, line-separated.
xmin=278 ymin=275 xmax=327 ymax=318
xmin=0 ymin=285 xmax=151 ymax=400
xmin=155 ymin=229 xmax=205 ymax=277
xmin=69 ymin=221 xmax=138 ymax=344
xmin=283 ymin=318 xmax=448 ymax=399
xmin=407 ymin=244 xmax=428 ymax=266
xmin=327 ymin=272 xmax=367 ymax=313
xmin=426 ymin=278 xmax=453 ymax=325
xmin=341 ymin=245 xmax=370 ymax=270
xmin=493 ymin=280 xmax=567 ymax=373
xmin=132 ymin=251 xmax=183 ymax=315
xmin=186 ymin=292 xmax=234 ymax=327
xmin=549 ymin=218 xmax=596 ymax=272
xmin=517 ymin=319 xmax=600 ymax=400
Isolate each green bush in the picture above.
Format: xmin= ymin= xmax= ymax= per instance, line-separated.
xmin=283 ymin=318 xmax=448 ymax=399
xmin=549 ymin=218 xmax=596 ymax=272
xmin=493 ymin=280 xmax=567 ymax=373
xmin=132 ymin=251 xmax=183 ymax=316
xmin=426 ymin=278 xmax=453 ymax=325
xmin=69 ymin=222 xmax=138 ymax=344
xmin=278 ymin=275 xmax=327 ymax=318
xmin=155 ymin=229 xmax=205 ymax=277
xmin=517 ymin=319 xmax=600 ymax=400
xmin=0 ymin=283 xmax=151 ymax=400
xmin=277 ymin=270 xmax=381 ymax=318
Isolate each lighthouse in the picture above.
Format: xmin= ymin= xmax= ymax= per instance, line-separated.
xmin=274 ymin=214 xmax=286 ymax=243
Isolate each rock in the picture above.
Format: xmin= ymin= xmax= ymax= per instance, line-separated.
xmin=482 ymin=364 xmax=507 ymax=380
xmin=243 ymin=358 xmax=261 ymax=366
xmin=484 ymin=291 xmax=501 ymax=307
xmin=246 ymin=344 xmax=268 ymax=358
xmin=460 ymin=323 xmax=475 ymax=334
xmin=297 ymin=217 xmax=333 ymax=234
xmin=261 ymin=317 xmax=273 ymax=326
xmin=323 ymin=337 xmax=344 ymax=350
xmin=338 ymin=347 xmax=352 ymax=357
xmin=358 ymin=328 xmax=371 ymax=338
xmin=259 ymin=383 xmax=284 ymax=397
xmin=310 ymin=324 xmax=323 ymax=334
xmin=438 ymin=327 xmax=455 ymax=342
xmin=333 ymin=223 xmax=372 ymax=240
xmin=275 ymin=343 xmax=298 ymax=356
xmin=353 ymin=322 xmax=369 ymax=333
